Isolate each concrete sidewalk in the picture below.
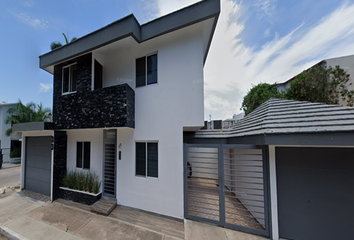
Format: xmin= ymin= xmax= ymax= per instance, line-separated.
xmin=0 ymin=193 xmax=176 ymax=240
xmin=0 ymin=192 xmax=269 ymax=240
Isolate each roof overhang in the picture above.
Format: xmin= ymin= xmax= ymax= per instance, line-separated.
xmin=13 ymin=122 xmax=54 ymax=132
xmin=184 ymin=131 xmax=354 ymax=146
xmin=39 ymin=0 xmax=220 ymax=73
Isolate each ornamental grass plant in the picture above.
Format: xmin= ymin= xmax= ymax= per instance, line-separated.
xmin=62 ymin=170 xmax=101 ymax=194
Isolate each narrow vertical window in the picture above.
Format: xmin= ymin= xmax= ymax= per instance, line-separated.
xmin=76 ymin=141 xmax=90 ymax=169
xmin=71 ymin=64 xmax=77 ymax=92
xmin=136 ymin=142 xmax=146 ymax=176
xmin=76 ymin=142 xmax=83 ymax=168
xmin=147 ymin=54 xmax=157 ymax=85
xmin=94 ymin=59 xmax=103 ymax=89
xmin=136 ymin=57 xmax=146 ymax=87
xmin=136 ymin=54 xmax=157 ymax=87
xmin=63 ymin=67 xmax=70 ymax=93
xmin=147 ymin=143 xmax=158 ymax=177
xmin=83 ymin=142 xmax=91 ymax=169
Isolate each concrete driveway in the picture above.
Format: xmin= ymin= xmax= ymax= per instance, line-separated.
xmin=0 ymin=163 xmax=21 ymax=199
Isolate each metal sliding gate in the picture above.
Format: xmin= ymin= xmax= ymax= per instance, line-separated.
xmin=184 ymin=144 xmax=270 ymax=237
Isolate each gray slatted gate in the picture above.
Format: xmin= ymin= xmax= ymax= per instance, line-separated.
xmin=103 ymin=130 xmax=117 ymax=198
xmin=184 ymin=144 xmax=270 ymax=237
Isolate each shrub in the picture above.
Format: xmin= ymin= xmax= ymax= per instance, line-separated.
xmin=62 ymin=170 xmax=101 ymax=194
xmin=9 ymin=148 xmax=21 ymax=158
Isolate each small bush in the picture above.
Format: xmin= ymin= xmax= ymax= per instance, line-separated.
xmin=62 ymin=170 xmax=101 ymax=194
xmin=10 ymin=148 xmax=21 ymax=158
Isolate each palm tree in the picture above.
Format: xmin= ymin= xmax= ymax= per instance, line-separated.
xmin=50 ymin=33 xmax=77 ymax=50
xmin=5 ymin=100 xmax=52 ymax=136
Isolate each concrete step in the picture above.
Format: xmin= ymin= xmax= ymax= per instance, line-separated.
xmin=90 ymin=197 xmax=117 ymax=216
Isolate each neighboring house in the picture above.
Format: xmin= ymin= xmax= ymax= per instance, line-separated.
xmin=233 ymin=112 xmax=244 ymax=121
xmin=275 ymin=54 xmax=354 ymax=105
xmin=185 ymin=98 xmax=354 ymax=239
xmin=0 ymin=102 xmax=21 ymax=163
xmin=14 ymin=0 xmax=220 ymax=221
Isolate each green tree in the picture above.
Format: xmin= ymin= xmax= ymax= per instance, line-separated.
xmin=241 ymin=83 xmax=282 ymax=115
xmin=5 ymin=100 xmax=52 ymax=136
xmin=285 ymin=65 xmax=354 ymax=106
xmin=50 ymin=33 xmax=77 ymax=50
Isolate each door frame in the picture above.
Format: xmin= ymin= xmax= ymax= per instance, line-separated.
xmin=102 ymin=129 xmax=117 ymax=198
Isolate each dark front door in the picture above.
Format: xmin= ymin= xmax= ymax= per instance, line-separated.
xmin=103 ymin=130 xmax=117 ymax=198
xmin=25 ymin=136 xmax=52 ymax=196
xmin=276 ymin=147 xmax=354 ymax=240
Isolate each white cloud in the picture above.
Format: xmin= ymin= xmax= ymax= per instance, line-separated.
xmin=204 ymin=0 xmax=354 ymax=119
xmin=39 ymin=83 xmax=53 ymax=93
xmin=157 ymin=0 xmax=199 ymax=16
xmin=21 ymin=0 xmax=36 ymax=8
xmin=154 ymin=0 xmax=354 ymax=120
xmin=253 ymin=0 xmax=278 ymax=23
xmin=10 ymin=11 xmax=48 ymax=29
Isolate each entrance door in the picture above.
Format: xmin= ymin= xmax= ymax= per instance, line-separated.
xmin=103 ymin=130 xmax=117 ymax=198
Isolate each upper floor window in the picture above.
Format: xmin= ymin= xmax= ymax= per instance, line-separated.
xmin=136 ymin=54 xmax=157 ymax=87
xmin=62 ymin=63 xmax=77 ymax=94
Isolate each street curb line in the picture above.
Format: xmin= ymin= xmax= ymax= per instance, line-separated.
xmin=0 ymin=226 xmax=29 ymax=240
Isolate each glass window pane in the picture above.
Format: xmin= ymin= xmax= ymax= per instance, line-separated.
xmin=63 ymin=67 xmax=69 ymax=93
xmin=147 ymin=54 xmax=157 ymax=85
xmin=147 ymin=143 xmax=158 ymax=178
xmin=136 ymin=57 xmax=146 ymax=87
xmin=136 ymin=142 xmax=146 ymax=176
xmin=83 ymin=142 xmax=90 ymax=169
xmin=71 ymin=64 xmax=77 ymax=92
xmin=76 ymin=142 xmax=82 ymax=168
xmin=94 ymin=60 xmax=103 ymax=89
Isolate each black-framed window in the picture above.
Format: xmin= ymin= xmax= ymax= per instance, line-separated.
xmin=94 ymin=59 xmax=103 ymax=90
xmin=136 ymin=54 xmax=157 ymax=87
xmin=77 ymin=142 xmax=90 ymax=169
xmin=135 ymin=142 xmax=158 ymax=178
xmin=62 ymin=63 xmax=77 ymax=94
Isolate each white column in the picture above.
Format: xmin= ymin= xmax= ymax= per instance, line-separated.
xmin=20 ymin=135 xmax=26 ymax=189
xmin=269 ymin=145 xmax=279 ymax=240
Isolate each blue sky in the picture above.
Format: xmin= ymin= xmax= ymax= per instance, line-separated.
xmin=1 ymin=0 xmax=354 ymax=120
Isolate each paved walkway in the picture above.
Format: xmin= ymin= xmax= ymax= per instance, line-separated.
xmin=0 ymin=192 xmax=269 ymax=240
xmin=0 ymin=163 xmax=21 ymax=200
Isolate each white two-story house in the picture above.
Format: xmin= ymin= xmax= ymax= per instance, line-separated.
xmin=0 ymin=102 xmax=22 ymax=163
xmin=14 ymin=0 xmax=220 ymax=220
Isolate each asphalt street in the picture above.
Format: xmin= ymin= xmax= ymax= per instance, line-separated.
xmin=0 ymin=163 xmax=21 ymax=199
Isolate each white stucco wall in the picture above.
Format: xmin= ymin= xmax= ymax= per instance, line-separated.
xmin=114 ymin=30 xmax=203 ymax=219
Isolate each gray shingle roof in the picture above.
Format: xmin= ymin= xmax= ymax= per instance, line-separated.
xmin=195 ymin=98 xmax=354 ymax=138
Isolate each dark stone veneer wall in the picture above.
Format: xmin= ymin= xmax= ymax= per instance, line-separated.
xmin=53 ymin=53 xmax=135 ymax=130
xmin=53 ymin=131 xmax=67 ymax=200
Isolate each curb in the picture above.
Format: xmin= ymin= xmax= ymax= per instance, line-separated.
xmin=0 ymin=226 xmax=28 ymax=240
xmin=0 ymin=164 xmax=21 ymax=170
